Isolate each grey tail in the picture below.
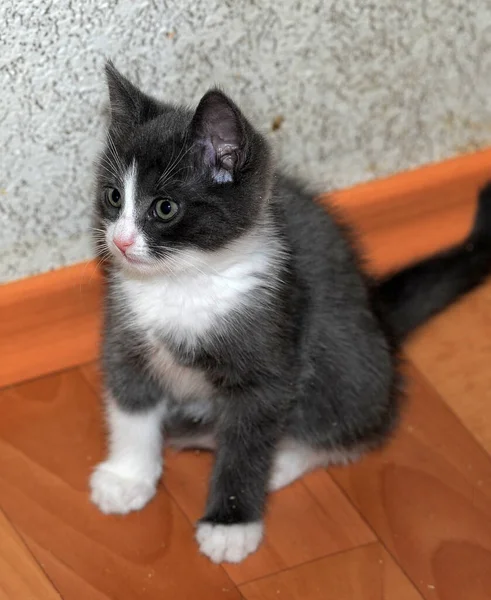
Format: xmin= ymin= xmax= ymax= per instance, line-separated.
xmin=375 ymin=182 xmax=491 ymax=342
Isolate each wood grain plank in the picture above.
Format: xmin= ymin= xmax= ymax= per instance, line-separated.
xmin=0 ymin=508 xmax=61 ymax=600
xmin=240 ymin=543 xmax=423 ymax=600
xmin=22 ymin=538 xmax=110 ymax=600
xmin=0 ymin=369 xmax=240 ymax=600
xmin=331 ymin=363 xmax=491 ymax=600
xmin=406 ymin=280 xmax=491 ymax=455
xmin=165 ymin=449 xmax=375 ymax=585
xmin=79 ymin=360 xmax=102 ymax=396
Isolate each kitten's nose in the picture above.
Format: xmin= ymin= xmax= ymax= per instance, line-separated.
xmin=113 ymin=235 xmax=135 ymax=254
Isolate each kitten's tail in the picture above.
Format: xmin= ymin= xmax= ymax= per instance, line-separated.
xmin=375 ymin=182 xmax=491 ymax=342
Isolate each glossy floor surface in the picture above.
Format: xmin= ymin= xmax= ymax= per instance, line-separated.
xmin=1 ymin=280 xmax=490 ymax=599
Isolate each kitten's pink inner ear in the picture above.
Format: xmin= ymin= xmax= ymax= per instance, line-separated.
xmin=192 ymin=90 xmax=246 ymax=182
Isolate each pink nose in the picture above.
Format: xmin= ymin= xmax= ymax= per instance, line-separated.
xmin=113 ymin=236 xmax=135 ymax=254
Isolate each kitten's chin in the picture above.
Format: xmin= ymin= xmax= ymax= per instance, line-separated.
xmin=112 ymin=253 xmax=160 ymax=277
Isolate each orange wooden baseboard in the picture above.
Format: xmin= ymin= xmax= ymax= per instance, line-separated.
xmin=1 ymin=262 xmax=103 ymax=389
xmin=325 ymin=147 xmax=491 ymax=276
xmin=1 ymin=148 xmax=490 ymax=389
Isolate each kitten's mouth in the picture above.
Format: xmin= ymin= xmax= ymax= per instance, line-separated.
xmin=124 ymin=255 xmax=142 ymax=264
xmin=110 ymin=244 xmax=153 ymax=271
xmin=116 ymin=252 xmax=150 ymax=268
xmin=123 ymin=254 xmax=148 ymax=266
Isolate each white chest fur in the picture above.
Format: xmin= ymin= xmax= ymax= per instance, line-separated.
xmin=120 ymin=270 xmax=249 ymax=344
xmin=114 ymin=235 xmax=280 ymax=401
xmin=119 ymin=253 xmax=269 ymax=344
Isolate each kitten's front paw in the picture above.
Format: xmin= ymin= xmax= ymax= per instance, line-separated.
xmin=196 ymin=521 xmax=264 ymax=563
xmin=90 ymin=462 xmax=160 ymax=515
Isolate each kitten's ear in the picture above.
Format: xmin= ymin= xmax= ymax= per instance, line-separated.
xmin=105 ymin=60 xmax=159 ymax=130
xmin=190 ymin=89 xmax=248 ymax=183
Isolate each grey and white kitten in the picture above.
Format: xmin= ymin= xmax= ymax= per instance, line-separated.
xmin=90 ymin=62 xmax=491 ymax=564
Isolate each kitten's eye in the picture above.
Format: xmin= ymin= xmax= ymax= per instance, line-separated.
xmin=155 ymin=198 xmax=179 ymax=221
xmin=106 ymin=188 xmax=122 ymax=208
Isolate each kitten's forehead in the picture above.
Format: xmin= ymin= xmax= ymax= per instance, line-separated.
xmin=117 ymin=111 xmax=193 ymax=184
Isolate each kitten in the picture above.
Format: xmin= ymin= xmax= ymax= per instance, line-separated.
xmin=90 ymin=61 xmax=491 ymax=564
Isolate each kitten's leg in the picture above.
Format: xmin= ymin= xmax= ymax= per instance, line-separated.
xmin=90 ymin=394 xmax=166 ymax=515
xmin=196 ymin=391 xmax=286 ymax=564
xmin=269 ymin=439 xmax=364 ymax=492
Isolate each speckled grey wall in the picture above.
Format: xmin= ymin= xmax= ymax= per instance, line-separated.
xmin=2 ymin=0 xmax=491 ymax=282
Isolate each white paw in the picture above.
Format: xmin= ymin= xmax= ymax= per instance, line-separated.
xmin=196 ymin=521 xmax=264 ymax=563
xmin=90 ymin=462 xmax=160 ymax=515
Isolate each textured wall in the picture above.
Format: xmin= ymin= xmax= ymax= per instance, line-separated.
xmin=2 ymin=0 xmax=491 ymax=282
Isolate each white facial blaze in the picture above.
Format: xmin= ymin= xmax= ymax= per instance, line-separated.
xmin=115 ymin=159 xmax=137 ymax=243
xmin=106 ymin=158 xmax=151 ymax=266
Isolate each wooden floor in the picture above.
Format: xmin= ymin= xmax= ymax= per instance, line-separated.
xmin=1 ymin=279 xmax=490 ymax=600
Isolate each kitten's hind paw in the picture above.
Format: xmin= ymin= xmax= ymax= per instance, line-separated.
xmin=196 ymin=521 xmax=264 ymax=563
xmin=90 ymin=462 xmax=160 ymax=515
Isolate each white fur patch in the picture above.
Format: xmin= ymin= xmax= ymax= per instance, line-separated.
xmin=269 ymin=439 xmax=363 ymax=492
xmin=90 ymin=396 xmax=166 ymax=514
xmin=106 ymin=160 xmax=150 ymax=264
xmin=118 ymin=230 xmax=281 ymax=345
xmin=196 ymin=522 xmax=264 ymax=563
xmin=122 ymin=160 xmax=137 ymax=220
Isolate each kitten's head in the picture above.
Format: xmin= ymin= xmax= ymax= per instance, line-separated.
xmin=93 ymin=62 xmax=273 ymax=276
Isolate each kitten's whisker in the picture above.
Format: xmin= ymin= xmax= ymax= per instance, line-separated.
xmin=154 ymin=251 xmax=247 ymax=294
xmin=107 ymin=133 xmax=124 ymax=170
xmin=157 ymin=138 xmax=179 ymax=188
xmin=160 ymin=164 xmax=192 ymax=184
xmin=157 ymin=151 xmax=184 ymax=188
xmin=157 ymin=133 xmax=190 ymax=187
xmin=158 ymin=139 xmax=195 ymax=189
xmin=160 ymin=253 xmax=211 ymax=279
xmin=97 ymin=163 xmax=116 ymax=179
xmin=91 ymin=226 xmax=108 ymax=235
xmin=106 ymin=133 xmax=126 ymax=175
xmin=79 ymin=254 xmax=108 ymax=293
xmin=164 ymin=142 xmax=195 ymax=181
xmin=82 ymin=255 xmax=110 ymax=289
xmin=160 ymin=131 xmax=191 ymax=183
xmin=98 ymin=156 xmax=121 ymax=180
